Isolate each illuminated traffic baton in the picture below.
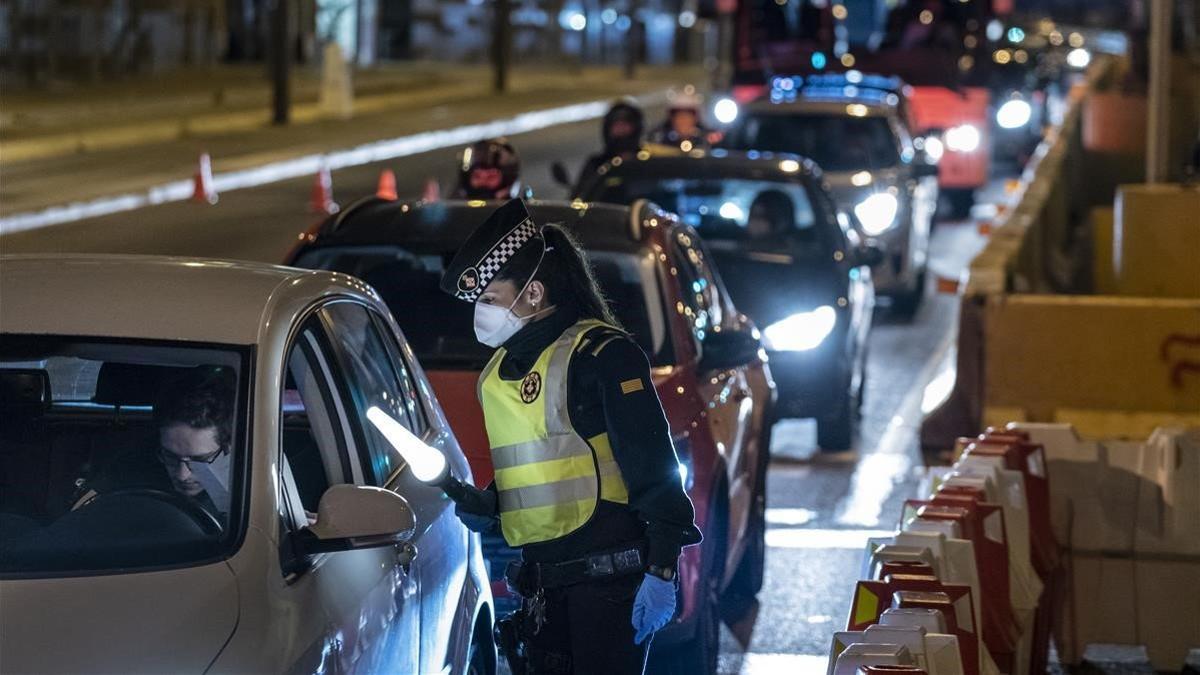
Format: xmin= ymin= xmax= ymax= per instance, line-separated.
xmin=366 ymin=406 xmax=470 ymax=500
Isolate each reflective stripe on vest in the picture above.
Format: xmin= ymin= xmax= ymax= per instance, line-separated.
xmin=480 ymin=319 xmax=631 ymax=546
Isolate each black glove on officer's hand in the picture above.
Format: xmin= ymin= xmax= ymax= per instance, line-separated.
xmin=443 ymin=478 xmax=499 ymax=534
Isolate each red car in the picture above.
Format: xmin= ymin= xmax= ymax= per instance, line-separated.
xmin=286 ymin=198 xmax=774 ymax=673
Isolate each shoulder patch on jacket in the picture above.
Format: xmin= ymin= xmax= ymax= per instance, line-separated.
xmin=619 ymin=378 xmax=645 ymax=395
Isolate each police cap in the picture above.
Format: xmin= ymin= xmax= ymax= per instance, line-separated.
xmin=439 ymin=198 xmax=544 ymax=302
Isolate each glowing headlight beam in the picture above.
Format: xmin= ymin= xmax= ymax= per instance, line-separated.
xmin=719 ymin=201 xmax=745 ymax=221
xmin=367 ymin=406 xmax=447 ymax=483
xmin=853 ymin=192 xmax=899 ymax=236
xmin=713 ymin=97 xmax=739 ymax=125
xmin=923 ymin=136 xmax=944 ymax=162
xmin=945 ymin=124 xmax=981 ymax=153
xmin=996 ymin=99 xmax=1032 ymax=129
xmin=762 ymin=306 xmax=838 ymax=352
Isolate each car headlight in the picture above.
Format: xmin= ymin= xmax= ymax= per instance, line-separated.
xmin=853 ymin=192 xmax=899 ymax=236
xmin=713 ymin=97 xmax=739 ymax=124
xmin=945 ymin=124 xmax=981 ymax=153
xmin=922 ymin=135 xmax=944 ymax=162
xmin=761 ymin=305 xmax=837 ymax=352
xmin=996 ymin=99 xmax=1032 ymax=129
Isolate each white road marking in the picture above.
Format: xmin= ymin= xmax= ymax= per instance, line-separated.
xmin=765 ymin=507 xmax=818 ymax=526
xmin=921 ymin=347 xmax=959 ymax=414
xmin=834 ymin=330 xmax=955 ymax=527
xmin=727 ymin=653 xmax=830 ymax=674
xmin=764 ymin=528 xmax=895 ymax=549
xmin=0 ymin=97 xmax=649 ymax=236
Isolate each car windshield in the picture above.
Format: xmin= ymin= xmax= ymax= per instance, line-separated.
xmin=295 ymin=246 xmax=674 ymax=369
xmin=727 ymin=113 xmax=900 ymax=172
xmin=0 ymin=336 xmax=245 ymax=576
xmin=585 ymin=175 xmax=826 ymax=246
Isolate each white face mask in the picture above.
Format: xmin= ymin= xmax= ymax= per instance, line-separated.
xmin=473 ymin=255 xmax=551 ymax=348
xmin=474 ymin=300 xmax=529 ymax=348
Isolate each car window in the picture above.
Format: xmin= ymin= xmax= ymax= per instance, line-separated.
xmin=671 ymin=230 xmax=723 ymax=343
xmin=728 ymin=113 xmax=901 ymax=171
xmin=319 ymin=302 xmax=416 ymax=487
xmin=0 ymin=336 xmax=246 ymax=575
xmin=280 ymin=319 xmax=356 ymax=527
xmin=587 ymin=175 xmax=817 ymax=241
xmin=372 ymin=314 xmax=429 ymax=436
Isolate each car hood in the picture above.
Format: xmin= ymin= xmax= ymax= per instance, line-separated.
xmin=822 ymin=168 xmax=903 ymax=209
xmin=0 ymin=562 xmax=238 ymax=673
xmin=706 ymin=242 xmax=841 ymax=327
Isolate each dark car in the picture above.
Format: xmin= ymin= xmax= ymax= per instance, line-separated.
xmin=721 ymin=74 xmax=939 ymax=317
xmin=284 ymin=198 xmax=775 ymax=673
xmin=577 ymin=146 xmax=877 ymax=450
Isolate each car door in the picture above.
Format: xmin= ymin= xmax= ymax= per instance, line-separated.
xmin=276 ymin=307 xmax=422 ymax=675
xmin=319 ymin=301 xmax=471 ymax=675
xmin=669 ymin=230 xmax=758 ymax=566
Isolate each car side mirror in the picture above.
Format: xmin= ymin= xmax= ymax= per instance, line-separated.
xmin=550 ymin=161 xmax=573 ymax=189
xmin=292 ymin=485 xmax=416 ymax=556
xmin=699 ymin=329 xmax=762 ymax=372
xmin=853 ymin=244 xmax=886 ymax=268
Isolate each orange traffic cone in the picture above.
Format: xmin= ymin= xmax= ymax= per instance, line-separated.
xmin=310 ymin=164 xmax=339 ymax=215
xmin=192 ymin=153 xmax=218 ymax=204
xmin=422 ymin=177 xmax=441 ymax=203
xmin=376 ymin=169 xmax=398 ymax=201
xmin=935 ymin=275 xmax=961 ymax=294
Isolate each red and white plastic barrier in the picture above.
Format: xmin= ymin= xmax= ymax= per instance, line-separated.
xmin=829 ymin=424 xmax=1066 ymax=675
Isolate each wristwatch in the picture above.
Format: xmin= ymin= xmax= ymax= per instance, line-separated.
xmin=646 ymin=564 xmax=676 ymax=582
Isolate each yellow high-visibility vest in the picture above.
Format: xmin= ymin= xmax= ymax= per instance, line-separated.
xmin=479 ymin=319 xmax=630 ymax=547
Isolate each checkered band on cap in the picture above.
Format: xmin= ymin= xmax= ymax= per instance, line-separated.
xmin=455 ymin=216 xmax=540 ymax=301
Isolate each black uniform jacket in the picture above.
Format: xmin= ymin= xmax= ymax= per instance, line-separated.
xmin=493 ymin=307 xmax=702 ymax=569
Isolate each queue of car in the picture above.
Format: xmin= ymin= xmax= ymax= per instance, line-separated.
xmin=0 ymin=69 xmax=931 ymax=674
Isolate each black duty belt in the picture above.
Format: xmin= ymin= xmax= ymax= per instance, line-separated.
xmin=506 ymin=546 xmax=645 ymax=593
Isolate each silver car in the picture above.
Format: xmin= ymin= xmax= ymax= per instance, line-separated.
xmin=724 ymin=84 xmax=939 ymax=317
xmin=0 ymin=255 xmax=494 ymax=674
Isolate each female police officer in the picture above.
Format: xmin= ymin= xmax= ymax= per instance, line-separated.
xmin=438 ymin=199 xmax=701 ymax=674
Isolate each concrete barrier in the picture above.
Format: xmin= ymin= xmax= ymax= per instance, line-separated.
xmin=922 ymin=54 xmax=1200 ymax=448
xmin=919 ymin=51 xmax=1200 ymax=671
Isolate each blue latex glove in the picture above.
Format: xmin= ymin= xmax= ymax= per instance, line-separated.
xmin=631 ymin=573 xmax=676 ymax=644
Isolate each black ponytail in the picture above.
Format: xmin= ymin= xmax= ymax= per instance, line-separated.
xmin=496 ymin=224 xmax=622 ymax=329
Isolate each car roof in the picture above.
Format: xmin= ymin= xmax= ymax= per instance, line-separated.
xmin=743 ymin=97 xmax=896 ymax=118
xmin=748 ymin=73 xmax=905 ymax=114
xmin=590 ymin=145 xmax=823 ymax=183
xmin=0 ymin=255 xmax=357 ymax=344
xmin=305 ymin=199 xmax=654 ymax=254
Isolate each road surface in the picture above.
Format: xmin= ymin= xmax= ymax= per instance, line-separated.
xmin=0 ymin=113 xmax=997 ymax=674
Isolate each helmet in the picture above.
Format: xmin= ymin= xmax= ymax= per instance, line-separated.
xmin=458 ymin=138 xmax=521 ymax=200
xmin=603 ymin=98 xmax=645 ymax=150
xmin=667 ymin=88 xmax=703 ymax=114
